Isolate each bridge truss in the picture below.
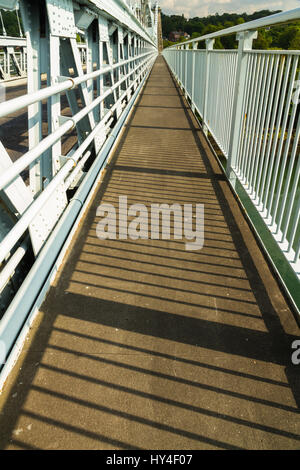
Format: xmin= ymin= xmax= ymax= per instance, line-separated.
xmin=0 ymin=0 xmax=158 ymax=382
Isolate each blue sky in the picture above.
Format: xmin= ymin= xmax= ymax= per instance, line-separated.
xmin=159 ymin=0 xmax=300 ymax=18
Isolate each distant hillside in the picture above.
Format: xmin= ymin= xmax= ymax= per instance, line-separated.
xmin=162 ymin=10 xmax=300 ymax=49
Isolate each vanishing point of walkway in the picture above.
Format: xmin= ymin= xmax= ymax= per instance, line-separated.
xmin=0 ymin=56 xmax=299 ymax=450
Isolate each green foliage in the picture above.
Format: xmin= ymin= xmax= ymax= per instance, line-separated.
xmin=289 ymin=32 xmax=300 ymax=50
xmin=253 ymin=29 xmax=273 ymax=50
xmin=162 ymin=10 xmax=300 ymax=50
xmin=275 ymin=25 xmax=300 ymax=49
xmin=163 ymin=39 xmax=175 ymax=48
xmin=0 ymin=9 xmax=22 ymax=37
xmin=191 ymin=31 xmax=201 ymax=39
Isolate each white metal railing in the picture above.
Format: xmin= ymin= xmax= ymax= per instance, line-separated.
xmin=0 ymin=50 xmax=156 ymax=263
xmin=163 ymin=8 xmax=300 ymax=297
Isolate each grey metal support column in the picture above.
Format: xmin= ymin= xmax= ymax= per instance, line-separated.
xmin=97 ymin=18 xmax=104 ymax=122
xmin=19 ymin=0 xmax=43 ymax=195
xmin=86 ymin=24 xmax=95 ymax=106
xmin=133 ymin=34 xmax=137 ymax=88
xmin=91 ymin=20 xmax=100 ymax=123
xmin=125 ymin=31 xmax=132 ymax=101
xmin=105 ymin=25 xmax=117 ymax=108
xmin=123 ymin=31 xmax=130 ymax=100
xmin=50 ymin=35 xmax=62 ymax=176
xmin=116 ymin=27 xmax=122 ymax=107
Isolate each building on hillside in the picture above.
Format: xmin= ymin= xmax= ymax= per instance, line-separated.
xmin=168 ymin=31 xmax=190 ymax=42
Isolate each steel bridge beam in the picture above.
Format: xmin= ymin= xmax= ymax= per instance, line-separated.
xmin=0 ymin=36 xmax=26 ymax=47
xmin=0 ymin=0 xmax=157 ymax=364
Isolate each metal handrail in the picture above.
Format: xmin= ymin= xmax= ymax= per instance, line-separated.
xmin=0 ymin=50 xmax=153 ymax=117
xmin=0 ymin=52 xmax=156 ymax=266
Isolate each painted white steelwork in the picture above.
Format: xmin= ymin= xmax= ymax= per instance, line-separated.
xmin=0 ymin=1 xmax=159 ymax=80
xmin=0 ymin=3 xmax=26 ymax=80
xmin=0 ymin=0 xmax=158 ymax=374
xmin=163 ymin=9 xmax=300 ymax=294
xmin=0 ymin=36 xmax=27 ymax=80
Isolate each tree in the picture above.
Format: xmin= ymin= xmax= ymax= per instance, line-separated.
xmin=277 ymin=25 xmax=300 ymax=49
xmin=191 ymin=31 xmax=202 ymax=40
xmin=253 ymin=29 xmax=273 ymax=50
xmin=163 ymin=39 xmax=175 ymax=48
xmin=289 ymin=30 xmax=300 ymax=50
xmin=1 ymin=9 xmax=22 ymax=37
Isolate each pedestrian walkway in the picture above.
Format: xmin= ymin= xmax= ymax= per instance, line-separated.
xmin=0 ymin=56 xmax=299 ymax=450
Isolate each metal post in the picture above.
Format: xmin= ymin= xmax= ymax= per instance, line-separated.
xmin=98 ymin=18 xmax=106 ymax=120
xmin=184 ymin=43 xmax=188 ymax=99
xmin=226 ymin=30 xmax=257 ymax=182
xmin=20 ymin=0 xmax=43 ymax=195
xmin=203 ymin=38 xmax=214 ymax=136
xmin=181 ymin=45 xmax=184 ymax=89
xmin=86 ymin=25 xmax=94 ymax=106
xmin=50 ymin=35 xmax=62 ymax=176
